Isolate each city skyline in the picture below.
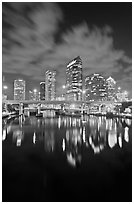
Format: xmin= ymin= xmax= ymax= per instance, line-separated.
xmin=2 ymin=2 xmax=132 ymax=99
xmin=3 ymin=68 xmax=129 ymax=102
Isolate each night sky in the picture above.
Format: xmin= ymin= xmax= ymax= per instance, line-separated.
xmin=2 ymin=2 xmax=132 ymax=99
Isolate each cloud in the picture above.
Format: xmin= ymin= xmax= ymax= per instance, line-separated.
xmin=2 ymin=3 xmax=132 ymax=97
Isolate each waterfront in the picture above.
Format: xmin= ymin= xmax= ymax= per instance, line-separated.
xmin=2 ymin=114 xmax=132 ymax=202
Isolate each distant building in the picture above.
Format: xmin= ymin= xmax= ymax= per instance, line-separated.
xmin=66 ymin=56 xmax=82 ymax=101
xmin=14 ymin=79 xmax=25 ymax=101
xmin=56 ymin=94 xmax=65 ymax=101
xmin=106 ymin=76 xmax=116 ymax=101
xmin=116 ymin=90 xmax=128 ymax=102
xmin=85 ymin=73 xmax=107 ymax=101
xmin=29 ymin=91 xmax=33 ymax=100
xmin=40 ymin=82 xmax=45 ymax=100
xmin=29 ymin=89 xmax=39 ymax=101
xmin=45 ymin=70 xmax=56 ymax=101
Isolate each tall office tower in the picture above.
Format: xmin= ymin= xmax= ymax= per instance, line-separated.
xmin=85 ymin=73 xmax=107 ymax=101
xmin=45 ymin=70 xmax=56 ymax=101
xmin=40 ymin=82 xmax=45 ymax=100
xmin=66 ymin=56 xmax=82 ymax=101
xmin=14 ymin=79 xmax=25 ymax=101
xmin=106 ymin=76 xmax=116 ymax=101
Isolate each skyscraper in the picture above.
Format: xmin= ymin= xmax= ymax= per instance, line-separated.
xmin=85 ymin=73 xmax=107 ymax=101
xmin=40 ymin=82 xmax=45 ymax=100
xmin=45 ymin=70 xmax=56 ymax=101
xmin=66 ymin=56 xmax=82 ymax=101
xmin=106 ymin=76 xmax=116 ymax=101
xmin=14 ymin=79 xmax=25 ymax=101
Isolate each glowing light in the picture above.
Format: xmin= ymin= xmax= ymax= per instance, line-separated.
xmin=13 ymin=130 xmax=24 ymax=146
xmin=7 ymin=125 xmax=11 ymax=134
xmin=125 ymin=119 xmax=131 ymax=126
xmin=83 ymin=127 xmax=86 ymax=142
xmin=124 ymin=127 xmax=129 ymax=142
xmin=33 ymin=132 xmax=36 ymax=144
xmin=17 ymin=138 xmax=21 ymax=146
xmin=66 ymin=130 xmax=69 ymax=141
xmin=108 ymin=130 xmax=117 ymax=148
xmin=67 ymin=60 xmax=76 ymax=68
xmin=3 ymin=85 xmax=8 ymax=90
xmin=2 ymin=129 xmax=6 ymax=141
xmin=62 ymin=139 xmax=65 ymax=151
xmin=118 ymin=135 xmax=122 ymax=148
xmin=67 ymin=153 xmax=76 ymax=167
xmin=82 ymin=90 xmax=86 ymax=94
xmin=62 ymin=85 xmax=66 ymax=89
xmin=33 ymin=89 xmax=37 ymax=92
xmin=58 ymin=117 xmax=61 ymax=129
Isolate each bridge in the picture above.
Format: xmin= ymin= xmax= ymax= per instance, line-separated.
xmin=3 ymin=99 xmax=131 ymax=106
xmin=3 ymin=99 xmax=132 ymax=115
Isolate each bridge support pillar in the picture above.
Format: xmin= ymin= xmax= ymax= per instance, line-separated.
xmin=81 ymin=103 xmax=85 ymax=115
xmin=99 ymin=105 xmax=102 ymax=113
xmin=19 ymin=103 xmax=24 ymax=115
xmin=37 ymin=104 xmax=41 ymax=114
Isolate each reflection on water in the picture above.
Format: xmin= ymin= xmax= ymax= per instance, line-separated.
xmin=2 ymin=114 xmax=132 ymax=168
xmin=44 ymin=130 xmax=55 ymax=152
xmin=13 ymin=130 xmax=24 ymax=146
xmin=124 ymin=126 xmax=129 ymax=142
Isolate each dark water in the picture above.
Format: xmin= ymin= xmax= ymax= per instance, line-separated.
xmin=2 ymin=115 xmax=132 ymax=202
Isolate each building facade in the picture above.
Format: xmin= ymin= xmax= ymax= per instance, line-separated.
xmin=45 ymin=70 xmax=56 ymax=101
xmin=66 ymin=56 xmax=83 ymax=101
xmin=40 ymin=82 xmax=45 ymax=100
xmin=28 ymin=89 xmax=39 ymax=101
xmin=106 ymin=76 xmax=116 ymax=101
xmin=85 ymin=73 xmax=107 ymax=101
xmin=14 ymin=79 xmax=25 ymax=101
xmin=116 ymin=90 xmax=128 ymax=102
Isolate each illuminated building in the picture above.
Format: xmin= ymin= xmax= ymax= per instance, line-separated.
xmin=40 ymin=82 xmax=45 ymax=100
xmin=14 ymin=79 xmax=25 ymax=101
xmin=85 ymin=74 xmax=107 ymax=101
xmin=66 ymin=56 xmax=82 ymax=101
xmin=2 ymin=76 xmax=8 ymax=100
xmin=106 ymin=76 xmax=116 ymax=101
xmin=29 ymin=89 xmax=39 ymax=101
xmin=56 ymin=95 xmax=65 ymax=101
xmin=45 ymin=70 xmax=56 ymax=101
xmin=29 ymin=90 xmax=33 ymax=100
xmin=116 ymin=91 xmax=128 ymax=102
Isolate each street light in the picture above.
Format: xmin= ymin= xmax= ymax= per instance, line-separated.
xmin=33 ymin=89 xmax=37 ymax=92
xmin=82 ymin=90 xmax=86 ymax=94
xmin=3 ymin=85 xmax=8 ymax=90
xmin=62 ymin=85 xmax=66 ymax=89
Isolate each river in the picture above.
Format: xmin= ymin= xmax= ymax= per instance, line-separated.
xmin=2 ymin=114 xmax=132 ymax=201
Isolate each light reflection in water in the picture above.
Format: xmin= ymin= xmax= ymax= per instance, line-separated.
xmin=125 ymin=118 xmax=131 ymax=126
xmin=124 ymin=127 xmax=129 ymax=142
xmin=82 ymin=126 xmax=86 ymax=142
xmin=108 ymin=129 xmax=117 ymax=148
xmin=44 ymin=130 xmax=55 ymax=152
xmin=62 ymin=139 xmax=65 ymax=151
xmin=3 ymin=115 xmax=131 ymax=167
xmin=118 ymin=134 xmax=122 ymax=148
xmin=13 ymin=130 xmax=24 ymax=147
xmin=7 ymin=125 xmax=11 ymax=134
xmin=33 ymin=131 xmax=36 ymax=144
xmin=2 ymin=129 xmax=6 ymax=141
